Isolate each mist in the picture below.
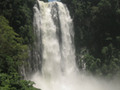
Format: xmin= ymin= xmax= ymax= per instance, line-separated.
xmin=30 ymin=71 xmax=120 ymax=90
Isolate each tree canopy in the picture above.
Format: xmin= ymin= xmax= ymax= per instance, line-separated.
xmin=0 ymin=0 xmax=40 ymax=89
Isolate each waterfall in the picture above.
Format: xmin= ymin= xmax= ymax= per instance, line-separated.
xmin=25 ymin=0 xmax=120 ymax=90
xmin=32 ymin=0 xmax=78 ymax=76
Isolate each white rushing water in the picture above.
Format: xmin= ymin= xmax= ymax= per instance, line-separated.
xmin=28 ymin=0 xmax=120 ymax=90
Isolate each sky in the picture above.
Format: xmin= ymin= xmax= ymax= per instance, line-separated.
xmin=48 ymin=0 xmax=60 ymax=2
xmin=48 ymin=0 xmax=56 ymax=1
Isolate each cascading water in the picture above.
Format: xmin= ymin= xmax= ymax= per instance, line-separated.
xmin=26 ymin=0 xmax=120 ymax=90
xmin=32 ymin=0 xmax=78 ymax=77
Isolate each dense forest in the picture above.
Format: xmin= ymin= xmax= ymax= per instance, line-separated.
xmin=61 ymin=0 xmax=120 ymax=78
xmin=0 ymin=0 xmax=39 ymax=89
xmin=0 ymin=0 xmax=120 ymax=89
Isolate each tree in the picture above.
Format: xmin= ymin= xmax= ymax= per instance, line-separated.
xmin=0 ymin=16 xmax=28 ymax=73
xmin=0 ymin=15 xmax=39 ymax=90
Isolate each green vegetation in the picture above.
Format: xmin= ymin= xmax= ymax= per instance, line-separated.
xmin=0 ymin=0 xmax=120 ymax=89
xmin=0 ymin=16 xmax=27 ymax=73
xmin=0 ymin=0 xmax=35 ymax=44
xmin=61 ymin=0 xmax=120 ymax=78
xmin=0 ymin=0 xmax=41 ymax=89
xmin=0 ymin=16 xmax=39 ymax=89
xmin=0 ymin=73 xmax=39 ymax=90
